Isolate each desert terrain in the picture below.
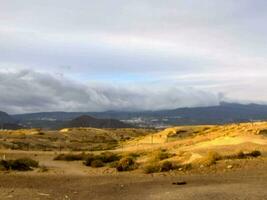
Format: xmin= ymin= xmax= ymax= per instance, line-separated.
xmin=1 ymin=122 xmax=267 ymax=199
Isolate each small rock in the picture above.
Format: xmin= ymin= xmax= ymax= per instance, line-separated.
xmin=227 ymin=165 xmax=233 ymax=169
xmin=37 ymin=193 xmax=50 ymax=196
xmin=172 ymin=181 xmax=187 ymax=185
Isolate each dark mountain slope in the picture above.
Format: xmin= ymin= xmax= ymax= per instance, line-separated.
xmin=0 ymin=111 xmax=22 ymax=130
xmin=64 ymin=115 xmax=133 ymax=128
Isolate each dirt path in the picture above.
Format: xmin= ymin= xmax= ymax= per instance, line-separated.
xmin=1 ymin=167 xmax=267 ymax=200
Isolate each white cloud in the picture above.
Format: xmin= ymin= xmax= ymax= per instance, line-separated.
xmin=0 ymin=0 xmax=266 ymax=112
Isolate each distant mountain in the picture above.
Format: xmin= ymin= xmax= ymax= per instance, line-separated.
xmin=0 ymin=111 xmax=16 ymax=124
xmin=0 ymin=111 xmax=21 ymax=130
xmin=12 ymin=102 xmax=267 ymax=129
xmin=64 ymin=115 xmax=133 ymax=128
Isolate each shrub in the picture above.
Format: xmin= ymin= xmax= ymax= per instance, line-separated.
xmin=0 ymin=158 xmax=39 ymax=171
xmin=237 ymin=151 xmax=246 ymax=159
xmin=97 ymin=152 xmax=121 ymax=163
xmin=83 ymin=154 xmax=96 ymax=166
xmin=160 ymin=161 xmax=176 ymax=172
xmin=248 ymin=150 xmax=261 ymax=158
xmin=143 ymin=163 xmax=160 ymax=174
xmin=153 ymin=150 xmax=173 ymax=161
xmin=108 ymin=161 xmax=119 ymax=168
xmin=197 ymin=151 xmax=221 ymax=167
xmin=116 ymin=157 xmax=136 ymax=172
xmin=54 ymin=153 xmax=86 ymax=161
xmin=91 ymin=160 xmax=104 ymax=168
xmin=224 ymin=150 xmax=261 ymax=160
xmin=17 ymin=158 xmax=39 ymax=168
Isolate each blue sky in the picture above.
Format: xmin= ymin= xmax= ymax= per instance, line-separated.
xmin=0 ymin=0 xmax=267 ymax=113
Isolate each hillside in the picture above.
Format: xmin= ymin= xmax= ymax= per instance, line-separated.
xmin=64 ymin=115 xmax=133 ymax=129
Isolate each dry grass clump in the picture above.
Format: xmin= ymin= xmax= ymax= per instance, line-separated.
xmin=152 ymin=149 xmax=175 ymax=161
xmin=196 ymin=151 xmax=222 ymax=167
xmin=196 ymin=150 xmax=262 ymax=167
xmin=0 ymin=158 xmax=39 ymax=171
xmin=143 ymin=163 xmax=160 ymax=174
xmin=116 ymin=156 xmax=137 ymax=172
xmin=38 ymin=165 xmax=49 ymax=172
xmin=143 ymin=161 xmax=179 ymax=174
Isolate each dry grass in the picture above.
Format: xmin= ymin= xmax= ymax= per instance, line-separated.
xmin=116 ymin=157 xmax=137 ymax=172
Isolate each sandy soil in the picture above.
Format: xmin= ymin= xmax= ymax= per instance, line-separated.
xmin=1 ymin=168 xmax=267 ymax=200
xmin=1 ymin=149 xmax=267 ymax=200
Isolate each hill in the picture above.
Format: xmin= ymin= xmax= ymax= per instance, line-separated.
xmin=64 ymin=115 xmax=133 ymax=129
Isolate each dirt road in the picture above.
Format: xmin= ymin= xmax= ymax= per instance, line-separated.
xmin=1 ymin=168 xmax=267 ymax=200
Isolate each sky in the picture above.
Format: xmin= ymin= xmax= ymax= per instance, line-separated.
xmin=0 ymin=0 xmax=267 ymax=114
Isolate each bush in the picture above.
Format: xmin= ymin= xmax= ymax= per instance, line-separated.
xmin=83 ymin=152 xmax=121 ymax=167
xmin=160 ymin=161 xmax=176 ymax=172
xmin=224 ymin=150 xmax=261 ymax=160
xmin=116 ymin=157 xmax=136 ymax=172
xmin=197 ymin=151 xmax=221 ymax=167
xmin=237 ymin=151 xmax=246 ymax=159
xmin=54 ymin=153 xmax=86 ymax=161
xmin=143 ymin=163 xmax=160 ymax=174
xmin=153 ymin=150 xmax=173 ymax=161
xmin=91 ymin=160 xmax=104 ymax=168
xmin=83 ymin=154 xmax=96 ymax=166
xmin=0 ymin=158 xmax=39 ymax=171
xmin=248 ymin=150 xmax=261 ymax=158
xmin=97 ymin=152 xmax=121 ymax=163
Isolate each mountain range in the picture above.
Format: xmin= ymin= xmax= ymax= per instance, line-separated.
xmin=2 ymin=102 xmax=267 ymax=129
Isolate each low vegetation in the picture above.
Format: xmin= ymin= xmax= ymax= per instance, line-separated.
xmin=54 ymin=153 xmax=87 ymax=161
xmin=84 ymin=152 xmax=122 ymax=168
xmin=144 ymin=161 xmax=180 ymax=174
xmin=0 ymin=158 xmax=39 ymax=171
xmin=116 ymin=157 xmax=137 ymax=172
xmin=196 ymin=150 xmax=262 ymax=167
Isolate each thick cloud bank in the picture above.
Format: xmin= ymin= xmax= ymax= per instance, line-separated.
xmin=0 ymin=70 xmax=221 ymax=114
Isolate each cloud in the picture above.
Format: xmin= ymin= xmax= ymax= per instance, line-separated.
xmin=0 ymin=0 xmax=267 ymax=112
xmin=0 ymin=70 xmax=221 ymax=114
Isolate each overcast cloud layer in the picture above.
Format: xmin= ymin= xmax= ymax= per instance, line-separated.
xmin=1 ymin=0 xmax=267 ymax=113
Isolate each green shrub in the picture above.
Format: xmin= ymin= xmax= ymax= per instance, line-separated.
xmin=91 ymin=160 xmax=104 ymax=168
xmin=116 ymin=157 xmax=136 ymax=172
